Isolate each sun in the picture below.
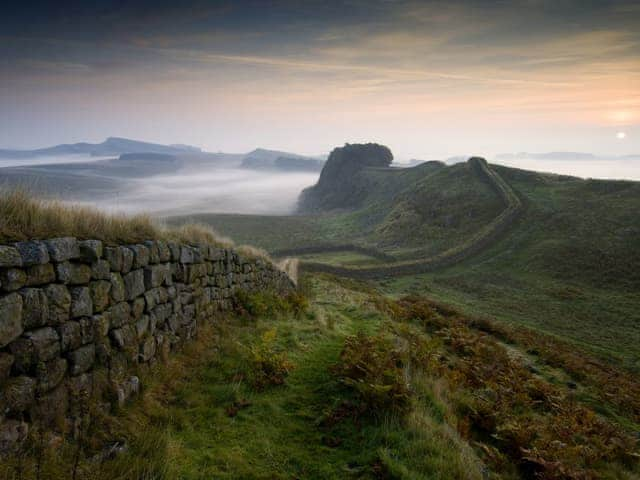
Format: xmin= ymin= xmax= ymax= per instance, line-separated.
xmin=616 ymin=132 xmax=626 ymax=139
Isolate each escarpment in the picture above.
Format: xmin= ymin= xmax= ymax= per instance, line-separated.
xmin=0 ymin=237 xmax=293 ymax=453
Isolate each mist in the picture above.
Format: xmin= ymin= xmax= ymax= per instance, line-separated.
xmin=488 ymin=157 xmax=640 ymax=181
xmin=82 ymin=168 xmax=319 ymax=216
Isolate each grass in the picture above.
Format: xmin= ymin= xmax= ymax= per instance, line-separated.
xmin=0 ymin=189 xmax=279 ymax=265
xmin=3 ymin=273 xmax=638 ymax=479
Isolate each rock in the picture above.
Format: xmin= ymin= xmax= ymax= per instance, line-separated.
xmin=167 ymin=242 xmax=181 ymax=261
xmin=180 ymin=245 xmax=196 ymax=264
xmin=139 ymin=336 xmax=156 ymax=362
xmin=135 ymin=315 xmax=149 ymax=339
xmin=25 ymin=263 xmax=55 ymax=286
xmin=109 ymin=272 xmax=125 ymax=303
xmin=19 ymin=288 xmax=49 ymax=329
xmin=0 ymin=246 xmax=22 ymax=268
xmin=0 ymin=293 xmax=23 ymax=348
xmin=108 ymin=302 xmax=131 ymax=328
xmin=78 ymin=317 xmax=94 ymax=344
xmin=1 ymin=376 xmax=36 ymax=412
xmin=123 ymin=269 xmax=145 ymax=300
xmin=68 ymin=344 xmax=95 ymax=375
xmin=144 ymin=264 xmax=168 ymax=289
xmin=70 ymin=286 xmax=92 ymax=318
xmin=104 ymin=246 xmax=123 ymax=272
xmin=91 ymin=313 xmax=110 ymax=338
xmin=156 ymin=241 xmax=171 ymax=262
xmin=128 ymin=245 xmax=150 ymax=269
xmin=45 ymin=284 xmax=71 ymax=325
xmin=58 ymin=321 xmax=82 ymax=352
xmin=36 ymin=357 xmax=67 ymax=393
xmin=144 ymin=241 xmax=160 ymax=264
xmin=15 ymin=241 xmax=50 ymax=266
xmin=44 ymin=237 xmax=80 ymax=262
xmin=22 ymin=327 xmax=61 ymax=367
xmin=0 ymin=268 xmax=26 ymax=291
xmin=79 ymin=239 xmax=103 ymax=262
xmin=89 ymin=280 xmax=111 ymax=313
xmin=110 ymin=325 xmax=136 ymax=350
xmin=0 ymin=420 xmax=29 ymax=454
xmin=121 ymin=246 xmax=134 ymax=273
xmin=0 ymin=353 xmax=14 ymax=385
xmin=131 ymin=297 xmax=145 ymax=320
xmin=91 ymin=259 xmax=111 ymax=280
xmin=56 ymin=261 xmax=92 ymax=284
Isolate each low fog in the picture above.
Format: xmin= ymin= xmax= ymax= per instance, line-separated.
xmin=86 ymin=169 xmax=319 ymax=216
xmin=2 ymin=151 xmax=639 ymax=222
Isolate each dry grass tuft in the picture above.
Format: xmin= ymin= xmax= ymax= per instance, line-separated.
xmin=276 ymin=257 xmax=299 ymax=285
xmin=0 ymin=189 xmax=229 ymax=248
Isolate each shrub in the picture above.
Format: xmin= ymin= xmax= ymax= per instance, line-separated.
xmin=233 ymin=290 xmax=308 ymax=319
xmin=333 ymin=332 xmax=412 ymax=416
xmin=246 ymin=329 xmax=293 ymax=390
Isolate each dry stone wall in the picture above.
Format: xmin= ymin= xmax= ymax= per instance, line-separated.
xmin=0 ymin=237 xmax=293 ymax=451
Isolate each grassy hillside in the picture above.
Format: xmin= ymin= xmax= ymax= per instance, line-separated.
xmin=169 ymin=160 xmax=640 ymax=367
xmin=6 ymin=275 xmax=638 ymax=479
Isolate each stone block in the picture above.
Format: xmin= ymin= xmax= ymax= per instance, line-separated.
xmin=0 ymin=268 xmax=26 ymax=292
xmin=156 ymin=241 xmax=171 ymax=262
xmin=15 ymin=241 xmax=49 ymax=266
xmin=19 ymin=288 xmax=49 ymax=329
xmin=89 ymin=280 xmax=111 ymax=313
xmin=44 ymin=237 xmax=79 ymax=262
xmin=0 ymin=292 xmax=23 ymax=347
xmin=131 ymin=297 xmax=145 ymax=320
xmin=79 ymin=239 xmax=103 ymax=262
xmin=70 ymin=286 xmax=92 ymax=317
xmin=121 ymin=246 xmax=134 ymax=273
xmin=1 ymin=376 xmax=36 ymax=413
xmin=139 ymin=336 xmax=156 ymax=362
xmin=128 ymin=245 xmax=150 ymax=269
xmin=68 ymin=344 xmax=95 ymax=375
xmin=123 ymin=269 xmax=145 ymax=300
xmin=44 ymin=284 xmax=71 ymax=325
xmin=0 ymin=246 xmax=22 ymax=268
xmin=25 ymin=263 xmax=55 ymax=286
xmin=91 ymin=259 xmax=111 ymax=280
xmin=109 ymin=272 xmax=125 ymax=303
xmin=108 ymin=302 xmax=131 ymax=328
xmin=144 ymin=240 xmax=160 ymax=264
xmin=58 ymin=321 xmax=82 ymax=352
xmin=78 ymin=317 xmax=94 ymax=344
xmin=0 ymin=420 xmax=29 ymax=455
xmin=104 ymin=246 xmax=123 ymax=272
xmin=36 ymin=357 xmax=67 ymax=393
xmin=91 ymin=313 xmax=110 ymax=338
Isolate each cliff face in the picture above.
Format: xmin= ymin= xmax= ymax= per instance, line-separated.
xmin=297 ymin=143 xmax=393 ymax=212
xmin=0 ymin=237 xmax=293 ymax=451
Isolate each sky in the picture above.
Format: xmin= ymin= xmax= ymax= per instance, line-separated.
xmin=1 ymin=0 xmax=639 ymax=160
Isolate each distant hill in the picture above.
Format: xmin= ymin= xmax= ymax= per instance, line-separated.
xmin=0 ymin=137 xmax=202 ymax=158
xmin=240 ymin=148 xmax=324 ymax=171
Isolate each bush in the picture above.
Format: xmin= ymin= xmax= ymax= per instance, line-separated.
xmin=234 ymin=290 xmax=308 ymax=319
xmin=333 ymin=332 xmax=412 ymax=416
xmin=246 ymin=329 xmax=293 ymax=390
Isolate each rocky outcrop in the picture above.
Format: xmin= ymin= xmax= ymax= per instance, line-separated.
xmin=298 ymin=143 xmax=393 ymax=212
xmin=0 ymin=237 xmax=293 ymax=452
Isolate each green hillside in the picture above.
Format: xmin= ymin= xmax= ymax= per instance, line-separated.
xmin=169 ymin=148 xmax=640 ymax=366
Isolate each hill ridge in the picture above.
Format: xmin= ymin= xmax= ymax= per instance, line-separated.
xmin=298 ymin=157 xmax=524 ymax=278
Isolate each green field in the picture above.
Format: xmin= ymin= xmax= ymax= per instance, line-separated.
xmin=169 ymin=161 xmax=640 ymax=367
